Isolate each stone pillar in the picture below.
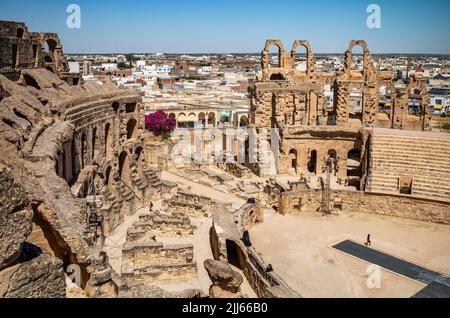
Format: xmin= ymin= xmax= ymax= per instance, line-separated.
xmin=334 ymin=82 xmax=349 ymax=126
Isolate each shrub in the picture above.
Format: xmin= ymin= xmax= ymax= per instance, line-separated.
xmin=145 ymin=110 xmax=176 ymax=136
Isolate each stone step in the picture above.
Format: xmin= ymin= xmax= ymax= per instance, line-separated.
xmin=371 ymin=164 xmax=450 ymax=175
xmin=412 ymin=189 xmax=450 ymax=200
xmin=373 ymin=134 xmax=450 ymax=142
xmin=371 ymin=142 xmax=450 ymax=154
xmin=371 ymin=152 xmax=450 ymax=161
xmin=371 ymin=159 xmax=450 ymax=171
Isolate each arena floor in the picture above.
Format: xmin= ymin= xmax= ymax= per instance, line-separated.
xmin=249 ymin=210 xmax=450 ymax=298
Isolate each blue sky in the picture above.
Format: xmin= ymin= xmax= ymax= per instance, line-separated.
xmin=1 ymin=0 xmax=449 ymax=54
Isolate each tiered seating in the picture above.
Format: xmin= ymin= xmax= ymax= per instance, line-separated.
xmin=368 ymin=130 xmax=450 ymax=202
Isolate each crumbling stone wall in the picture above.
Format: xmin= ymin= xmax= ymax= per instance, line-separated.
xmin=251 ymin=39 xmax=432 ymax=179
xmin=0 ymin=21 xmax=157 ymax=298
xmin=0 ymin=21 xmax=78 ymax=84
xmin=278 ymin=188 xmax=450 ymax=224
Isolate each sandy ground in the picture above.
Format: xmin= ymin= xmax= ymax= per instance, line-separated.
xmin=250 ymin=210 xmax=450 ymax=298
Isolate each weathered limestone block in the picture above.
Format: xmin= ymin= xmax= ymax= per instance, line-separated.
xmin=1 ymin=253 xmax=66 ymax=298
xmin=204 ymin=259 xmax=243 ymax=293
xmin=0 ymin=163 xmax=33 ymax=270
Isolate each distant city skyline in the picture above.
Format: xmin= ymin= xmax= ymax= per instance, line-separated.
xmin=1 ymin=0 xmax=449 ymax=54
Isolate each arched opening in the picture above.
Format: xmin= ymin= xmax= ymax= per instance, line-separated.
xmin=307 ymin=150 xmax=317 ymax=174
xmin=293 ymin=45 xmax=307 ymax=72
xmin=126 ymin=119 xmax=137 ymax=139
xmin=408 ymin=88 xmax=423 ymax=115
xmin=289 ymin=149 xmax=298 ymax=174
xmin=169 ymin=113 xmax=177 ymax=127
xmin=270 ymin=73 xmax=285 ymax=81
xmin=207 ymin=112 xmax=216 ymax=127
xmin=239 ymin=115 xmax=249 ymax=127
xmin=112 ymin=101 xmax=120 ymax=113
xmin=225 ymin=239 xmax=246 ymax=270
xmin=328 ymin=149 xmax=337 ymax=159
xmin=105 ymin=166 xmax=113 ymax=189
xmin=105 ymin=123 xmax=113 ymax=160
xmin=268 ymin=45 xmax=282 ymax=68
xmin=118 ymin=151 xmax=130 ymax=184
xmin=198 ymin=112 xmax=206 ymax=127
xmin=16 ymin=28 xmax=24 ymax=39
xmin=350 ymin=45 xmax=364 ymax=71
xmin=135 ymin=146 xmax=144 ymax=177
xmin=349 ymin=86 xmax=363 ymax=122
xmin=32 ymin=44 xmax=38 ymax=65
xmin=44 ymin=39 xmax=57 ymax=54
xmin=125 ymin=103 xmax=136 ymax=113
xmin=12 ymin=44 xmax=18 ymax=66
xmin=347 ymin=148 xmax=361 ymax=177
xmin=91 ymin=127 xmax=97 ymax=159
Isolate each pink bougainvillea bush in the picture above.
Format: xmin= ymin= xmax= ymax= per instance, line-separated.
xmin=145 ymin=110 xmax=176 ymax=137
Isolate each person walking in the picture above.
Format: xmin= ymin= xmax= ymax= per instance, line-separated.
xmin=149 ymin=201 xmax=153 ymax=211
xmin=365 ymin=234 xmax=371 ymax=247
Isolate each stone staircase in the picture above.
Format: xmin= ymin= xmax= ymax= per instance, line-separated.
xmin=367 ymin=130 xmax=450 ymax=202
xmin=116 ymin=181 xmax=134 ymax=202
xmin=144 ymin=169 xmax=162 ymax=194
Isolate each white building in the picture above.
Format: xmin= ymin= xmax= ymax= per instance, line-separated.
xmin=101 ymin=63 xmax=118 ymax=73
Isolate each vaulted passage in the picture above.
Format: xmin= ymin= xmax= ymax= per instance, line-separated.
xmin=127 ymin=119 xmax=137 ymax=139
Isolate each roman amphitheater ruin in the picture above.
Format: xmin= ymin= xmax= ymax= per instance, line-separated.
xmin=0 ymin=22 xmax=449 ymax=298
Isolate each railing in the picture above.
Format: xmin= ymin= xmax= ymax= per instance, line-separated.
xmin=119 ymin=178 xmax=142 ymax=201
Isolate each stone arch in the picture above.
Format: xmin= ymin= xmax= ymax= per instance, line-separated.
xmin=126 ymin=119 xmax=138 ymax=139
xmin=178 ymin=112 xmax=186 ymax=122
xmin=135 ymin=146 xmax=145 ymax=177
xmin=16 ymin=28 xmax=24 ymax=39
xmin=112 ymin=101 xmax=120 ymax=113
xmin=12 ymin=44 xmax=18 ymax=66
xmin=262 ymin=39 xmax=286 ymax=70
xmin=125 ymin=103 xmax=136 ymax=113
xmin=118 ymin=151 xmax=130 ymax=184
xmin=344 ymin=40 xmax=370 ymax=72
xmin=328 ymin=149 xmax=337 ymax=159
xmin=208 ymin=112 xmax=216 ymax=126
xmin=307 ymin=149 xmax=317 ymax=174
xmin=270 ymin=73 xmax=285 ymax=81
xmin=43 ymin=38 xmax=58 ymax=64
xmin=289 ymin=149 xmax=298 ymax=174
xmin=347 ymin=148 xmax=361 ymax=177
xmin=105 ymin=123 xmax=113 ymax=160
xmin=105 ymin=166 xmax=113 ymax=189
xmin=239 ymin=115 xmax=249 ymax=127
xmin=290 ymin=40 xmax=314 ymax=73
